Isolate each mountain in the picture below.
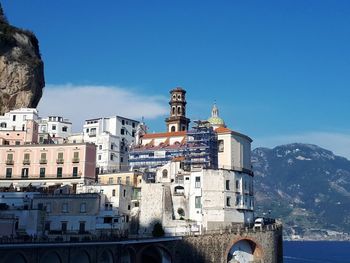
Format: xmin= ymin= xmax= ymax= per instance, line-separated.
xmin=0 ymin=3 xmax=44 ymax=114
xmin=252 ymin=143 xmax=350 ymax=240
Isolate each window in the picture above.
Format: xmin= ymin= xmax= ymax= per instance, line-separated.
xmin=21 ymin=168 xmax=29 ymax=178
xmin=195 ymin=196 xmax=201 ymax=209
xmin=0 ymin=122 xmax=6 ymax=128
xmin=61 ymin=222 xmax=67 ymax=232
xmin=112 ymin=189 xmax=116 ymax=196
xmin=57 ymin=167 xmax=63 ymax=178
xmin=236 ymin=196 xmax=241 ymax=206
xmin=62 ymin=203 xmax=68 ymax=213
xmin=128 ymin=205 xmax=131 ymax=210
xmin=22 ymin=124 xmax=25 ymax=131
xmin=99 ymin=145 xmax=102 ymax=150
xmin=122 ymin=120 xmax=125 ymax=125
xmin=40 ymin=153 xmax=46 ymax=160
xmin=226 ymin=180 xmax=230 ymax=190
xmin=132 ymin=131 xmax=135 ymax=137
xmin=40 ymin=168 xmax=45 ymax=178
xmin=162 ymin=169 xmax=168 ymax=178
xmin=195 ymin=177 xmax=201 ymax=188
xmin=111 ymin=144 xmax=114 ymax=150
xmin=86 ymin=128 xmax=89 ymax=133
xmin=73 ymin=152 xmax=79 ymax=159
xmin=24 ymin=153 xmax=30 ymax=161
xmin=218 ymin=140 xmax=224 ymax=152
xmin=171 ymin=126 xmax=176 ymax=132
xmin=120 ymin=128 xmax=125 ymax=135
xmin=117 ymin=177 xmax=122 ymax=184
xmin=72 ymin=167 xmax=78 ymax=177
xmin=52 ymin=125 xmax=56 ymax=130
xmin=6 ymin=168 xmax=12 ymax=178
xmin=80 ymin=203 xmax=86 ymax=213
xmin=132 ymin=122 xmax=135 ymax=128
xmin=177 ymin=106 xmax=181 ymax=115
xmin=98 ymin=155 xmax=101 ymax=160
xmin=45 ymin=221 xmax=51 ymax=231
xmin=46 ymin=203 xmax=51 ymax=213
xmin=110 ymin=154 xmax=114 ymax=161
xmin=6 ymin=153 xmax=13 ymax=164
xmin=172 ymin=106 xmax=176 ymax=115
xmin=62 ymin=126 xmax=67 ymax=132
xmin=226 ymin=197 xmax=231 ymax=207
xmin=12 ymin=115 xmax=16 ymax=121
xmin=57 ymin=152 xmax=63 ymax=162
xmin=236 ymin=180 xmax=240 ymax=190
xmin=15 ymin=141 xmax=20 ymax=145
xmin=79 ymin=222 xmax=85 ymax=233
xmin=123 ymin=189 xmax=126 ymax=197
xmin=120 ymin=157 xmax=124 ymax=163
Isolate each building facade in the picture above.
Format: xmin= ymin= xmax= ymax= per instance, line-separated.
xmin=82 ymin=116 xmax=139 ymax=173
xmin=0 ymin=143 xmax=96 ymax=187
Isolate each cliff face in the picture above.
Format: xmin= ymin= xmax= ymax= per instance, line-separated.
xmin=0 ymin=3 xmax=44 ymax=114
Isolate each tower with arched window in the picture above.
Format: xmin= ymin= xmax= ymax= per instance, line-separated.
xmin=165 ymin=87 xmax=190 ymax=132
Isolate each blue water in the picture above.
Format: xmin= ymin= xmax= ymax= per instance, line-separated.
xmin=284 ymin=241 xmax=350 ymax=263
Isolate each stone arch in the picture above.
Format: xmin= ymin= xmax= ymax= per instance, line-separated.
xmin=137 ymin=244 xmax=172 ymax=263
xmin=3 ymin=252 xmax=28 ymax=263
xmin=40 ymin=251 xmax=62 ymax=263
xmin=120 ymin=246 xmax=136 ymax=263
xmin=226 ymin=237 xmax=263 ymax=263
xmin=70 ymin=249 xmax=91 ymax=263
xmin=98 ymin=249 xmax=114 ymax=263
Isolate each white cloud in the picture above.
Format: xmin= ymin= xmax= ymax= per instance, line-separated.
xmin=37 ymin=84 xmax=168 ymax=131
xmin=254 ymin=131 xmax=350 ymax=159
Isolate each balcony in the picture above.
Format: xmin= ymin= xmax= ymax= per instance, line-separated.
xmin=6 ymin=160 xmax=14 ymax=165
xmin=72 ymin=158 xmax=80 ymax=163
xmin=23 ymin=159 xmax=30 ymax=165
xmin=56 ymin=158 xmax=64 ymax=164
xmin=39 ymin=159 xmax=47 ymax=164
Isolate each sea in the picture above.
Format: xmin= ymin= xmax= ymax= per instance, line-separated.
xmin=284 ymin=241 xmax=350 ymax=263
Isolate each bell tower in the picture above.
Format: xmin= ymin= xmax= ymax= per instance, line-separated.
xmin=165 ymin=87 xmax=190 ymax=132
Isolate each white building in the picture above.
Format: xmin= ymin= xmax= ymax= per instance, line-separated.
xmin=37 ymin=115 xmax=72 ymax=141
xmin=0 ymin=108 xmax=39 ymax=131
xmin=83 ymin=116 xmax=139 ymax=173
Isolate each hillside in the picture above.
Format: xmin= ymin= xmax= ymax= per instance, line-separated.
xmin=252 ymin=143 xmax=350 ymax=240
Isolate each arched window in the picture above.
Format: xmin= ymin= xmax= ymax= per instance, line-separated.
xmin=177 ymin=106 xmax=181 ymax=115
xmin=171 ymin=126 xmax=176 ymax=132
xmin=162 ymin=169 xmax=168 ymax=178
xmin=0 ymin=122 xmax=6 ymax=128
xmin=172 ymin=106 xmax=176 ymax=115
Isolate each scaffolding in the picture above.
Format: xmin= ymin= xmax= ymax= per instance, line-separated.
xmin=184 ymin=120 xmax=218 ymax=169
xmin=129 ymin=120 xmax=218 ymax=171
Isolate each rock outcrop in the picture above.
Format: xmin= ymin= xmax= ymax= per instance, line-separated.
xmin=0 ymin=3 xmax=44 ymax=115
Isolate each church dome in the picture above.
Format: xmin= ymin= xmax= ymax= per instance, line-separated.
xmin=208 ymin=103 xmax=226 ymax=128
xmin=208 ymin=116 xmax=225 ymax=126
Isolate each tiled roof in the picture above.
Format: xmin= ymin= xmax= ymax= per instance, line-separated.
xmin=215 ymin=127 xmax=232 ymax=133
xmin=142 ymin=131 xmax=187 ymax=139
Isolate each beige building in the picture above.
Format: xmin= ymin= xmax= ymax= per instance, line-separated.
xmin=98 ymin=171 xmax=143 ymax=187
xmin=0 ymin=143 xmax=96 ymax=186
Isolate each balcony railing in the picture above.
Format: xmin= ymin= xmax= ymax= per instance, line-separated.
xmin=72 ymin=158 xmax=80 ymax=163
xmin=56 ymin=158 xmax=64 ymax=164
xmin=39 ymin=159 xmax=47 ymax=164
xmin=23 ymin=160 xmax=30 ymax=165
xmin=5 ymin=160 xmax=14 ymax=165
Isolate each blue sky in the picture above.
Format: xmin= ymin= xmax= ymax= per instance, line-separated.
xmin=2 ymin=1 xmax=350 ymax=157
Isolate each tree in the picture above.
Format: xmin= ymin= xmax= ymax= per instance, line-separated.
xmin=152 ymin=222 xmax=165 ymax=237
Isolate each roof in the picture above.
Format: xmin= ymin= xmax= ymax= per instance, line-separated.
xmin=142 ymin=131 xmax=186 ymax=139
xmin=215 ymin=127 xmax=253 ymax=142
xmin=215 ymin=127 xmax=232 ymax=133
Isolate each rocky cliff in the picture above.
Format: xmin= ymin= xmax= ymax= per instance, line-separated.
xmin=0 ymin=3 xmax=44 ymax=114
